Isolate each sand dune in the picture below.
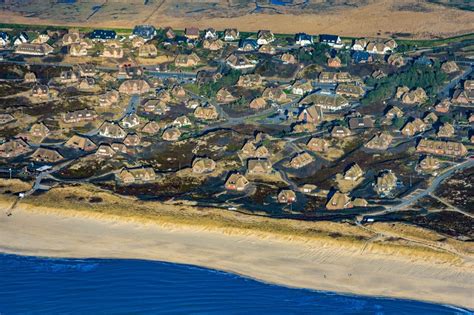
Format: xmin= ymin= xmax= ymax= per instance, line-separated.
xmin=0 ymin=206 xmax=473 ymax=309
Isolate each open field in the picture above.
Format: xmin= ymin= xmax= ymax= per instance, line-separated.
xmin=0 ymin=0 xmax=473 ymax=39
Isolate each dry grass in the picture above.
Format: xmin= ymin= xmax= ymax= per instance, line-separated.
xmin=2 ymin=179 xmax=470 ymax=264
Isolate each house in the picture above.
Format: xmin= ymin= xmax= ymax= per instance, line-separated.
xmin=69 ymin=43 xmax=88 ymax=56
xmin=194 ymin=104 xmax=219 ymax=120
xmin=401 ymin=118 xmax=426 ymax=136
xmin=111 ymin=143 xmax=127 ymax=154
xmin=173 ymin=115 xmax=192 ymax=128
xmin=238 ymin=39 xmax=259 ymax=51
xmin=423 ymin=112 xmax=438 ymax=124
xmin=175 ymin=53 xmax=200 ymax=68
xmin=81 ymin=78 xmax=98 ymax=92
xmin=302 ymin=94 xmax=349 ymax=112
xmin=24 ymin=72 xmax=37 ymax=83
xmin=343 ymin=163 xmax=364 ymax=181
xmin=13 ymin=32 xmax=28 ymax=46
xmin=281 ymin=53 xmax=297 ymax=64
xmin=120 ymin=113 xmax=140 ymax=129
xmin=102 ymin=46 xmax=123 ymax=58
xmin=162 ymin=127 xmax=181 ymax=141
xmin=247 ymin=159 xmax=272 ymax=175
xmin=451 ymin=89 xmax=473 ymax=104
xmin=237 ymin=74 xmax=262 ymax=87
xmin=63 ymin=30 xmax=80 ymax=45
xmin=254 ymin=145 xmax=270 ymax=158
xmin=143 ymin=99 xmax=169 ymax=114
xmin=464 ymin=80 xmax=474 ymax=90
xmin=375 ymin=170 xmax=398 ymax=195
xmin=226 ymin=54 xmax=255 ymax=70
xmin=366 ymin=42 xmax=391 ymax=54
xmin=163 ymin=27 xmax=176 ymax=40
xmin=258 ymin=44 xmax=276 ymax=55
xmin=224 ymin=29 xmax=239 ymax=41
xmin=249 ymin=97 xmax=267 ymax=110
xmin=278 ymin=189 xmax=296 ymax=204
xmin=241 ymin=140 xmax=257 ymax=156
xmin=123 ymin=133 xmax=141 ymax=147
xmin=29 ymin=122 xmax=50 ymax=138
xmin=307 ymin=137 xmax=329 ymax=152
xmin=65 ymin=135 xmax=97 ymax=151
xmin=418 ymin=155 xmax=440 ymax=172
xmin=319 ymin=71 xmax=352 ymax=83
xmin=99 ymin=90 xmax=119 ymax=107
xmin=184 ymin=27 xmax=200 ymax=40
xmin=63 ymin=109 xmax=97 ymax=124
xmin=96 ymin=144 xmax=116 ymax=158
xmin=434 ymin=99 xmax=451 ymax=113
xmin=441 ymin=61 xmax=460 ymax=74
xmin=0 ymin=32 xmax=10 ymax=47
xmin=15 ymin=43 xmax=53 ymax=56
xmin=295 ymin=33 xmax=313 ymax=46
xmin=416 ymin=139 xmax=467 ymax=157
xmin=437 ymin=123 xmax=455 ymax=138
xmin=401 ymin=87 xmax=428 ymax=105
xmin=192 ymin=157 xmax=216 ymax=174
xmin=328 ymin=56 xmax=342 ymax=68
xmin=326 ymin=191 xmax=352 ymax=210
xmin=216 ymin=88 xmax=237 ymax=103
xmin=203 ymin=39 xmax=224 ymax=51
xmin=31 ymin=33 xmax=50 ymax=44
xmin=132 ymin=37 xmax=145 ymax=48
xmin=172 ymin=85 xmax=186 ymax=98
xmin=141 ymin=121 xmax=161 ymax=135
xmin=89 ymin=29 xmax=116 ymax=41
xmin=204 ymin=28 xmax=218 ymax=40
xmin=331 ymin=126 xmax=352 ymax=138
xmin=0 ymin=114 xmax=15 ymax=125
xmin=385 ymin=106 xmax=403 ymax=120
xmin=116 ymin=167 xmax=156 ymax=184
xmin=292 ymin=80 xmax=313 ymax=95
xmin=257 ymin=30 xmax=275 ymax=45
xmin=298 ymin=105 xmax=322 ymax=125
xmin=77 ymin=78 xmax=96 ymax=91
xmin=225 ymin=173 xmax=249 ymax=191
xmin=388 ymin=54 xmax=405 ymax=67
xmin=262 ymin=87 xmax=288 ymax=103
xmin=319 ymin=34 xmax=343 ymax=48
xmin=299 ymin=184 xmax=317 ymax=194
xmin=371 ymin=69 xmax=386 ymax=80
xmin=0 ymin=138 xmax=31 ymax=158
xmin=139 ymin=44 xmax=158 ymax=58
xmin=293 ymin=122 xmax=316 ymax=133
xmin=348 ymin=116 xmax=374 ymax=130
xmin=365 ymin=132 xmax=393 ymax=150
xmin=31 ymin=148 xmax=63 ymax=163
xmin=352 ymin=39 xmax=368 ymax=51
xmin=132 ymin=25 xmax=156 ymax=41
xmin=119 ymin=80 xmax=150 ymax=95
xmin=59 ymin=70 xmax=78 ymax=84
xmin=31 ymin=84 xmax=49 ymax=99
xmin=336 ymin=84 xmax=365 ymax=98
xmin=290 ymin=152 xmax=313 ymax=169
xmin=76 ymin=64 xmax=96 ymax=77
xmin=98 ymin=122 xmax=127 ymax=139
xmin=352 ymin=51 xmax=372 ymax=64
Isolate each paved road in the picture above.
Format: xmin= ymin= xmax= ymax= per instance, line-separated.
xmin=438 ymin=65 xmax=473 ymax=98
xmin=366 ymin=159 xmax=474 ymax=218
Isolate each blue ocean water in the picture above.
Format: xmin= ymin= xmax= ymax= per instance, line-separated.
xmin=0 ymin=254 xmax=470 ymax=314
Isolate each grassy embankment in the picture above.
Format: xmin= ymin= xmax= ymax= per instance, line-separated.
xmin=0 ymin=178 xmax=469 ymax=265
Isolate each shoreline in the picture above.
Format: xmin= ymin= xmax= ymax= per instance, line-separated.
xmin=1 ymin=201 xmax=473 ymax=309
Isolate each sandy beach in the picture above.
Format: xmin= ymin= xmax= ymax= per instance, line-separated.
xmin=1 ymin=205 xmax=473 ymax=309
